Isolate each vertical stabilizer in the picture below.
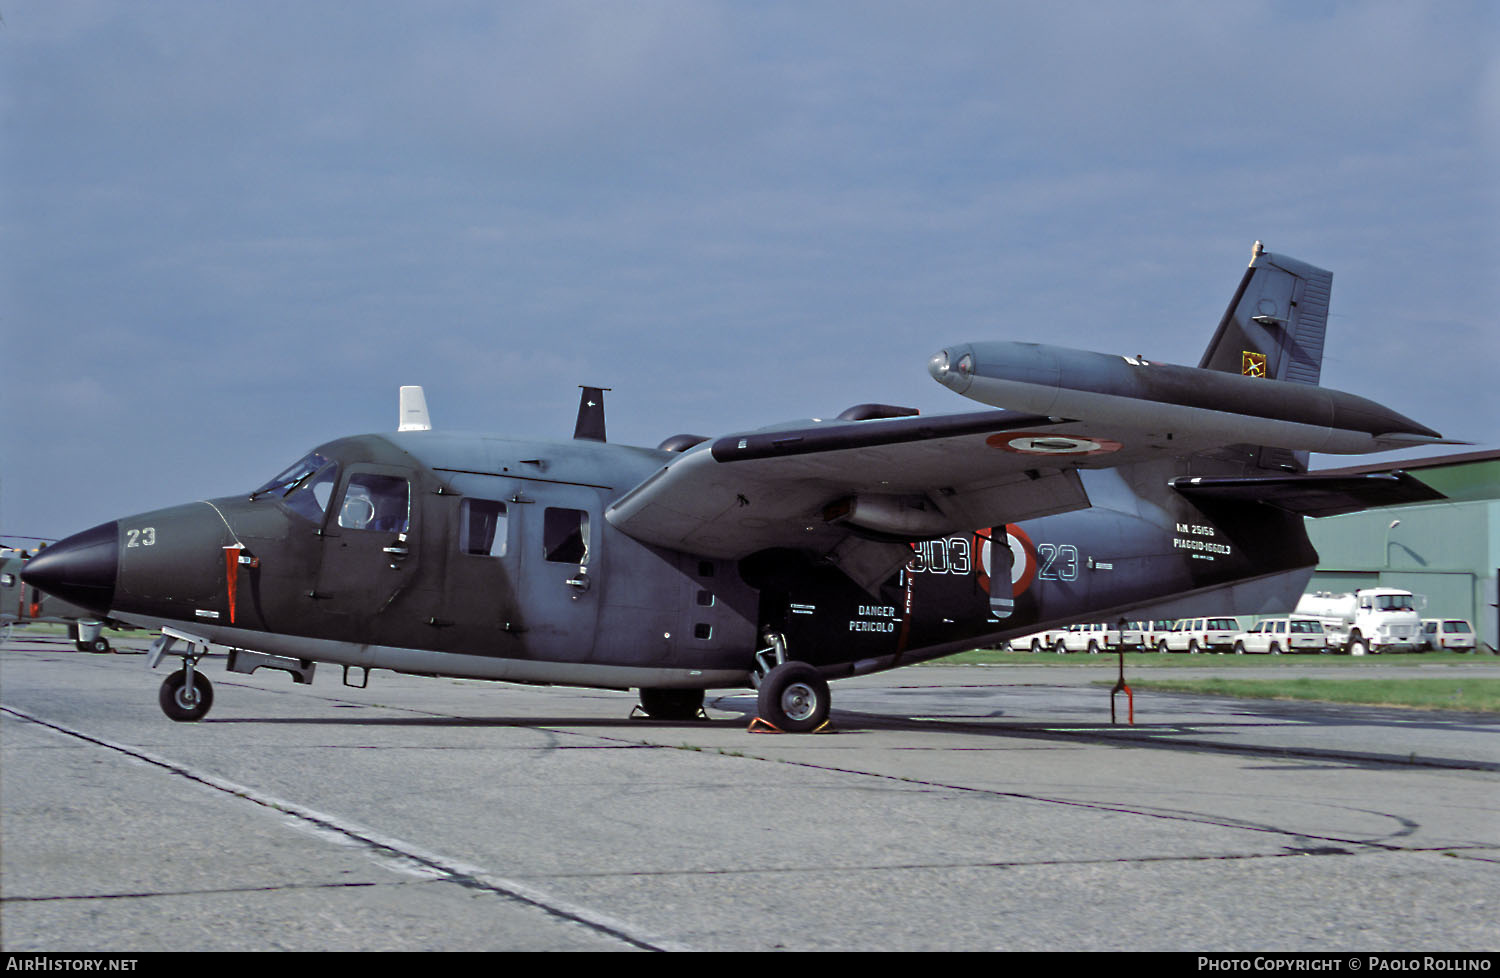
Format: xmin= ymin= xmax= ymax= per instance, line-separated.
xmin=574 ymin=386 xmax=609 ymax=442
xmin=1196 ymin=243 xmax=1333 ymax=471
xmin=1199 ymin=241 xmax=1332 ymax=386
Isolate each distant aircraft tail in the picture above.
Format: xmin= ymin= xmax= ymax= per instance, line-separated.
xmin=1197 ymin=242 xmax=1335 ymax=471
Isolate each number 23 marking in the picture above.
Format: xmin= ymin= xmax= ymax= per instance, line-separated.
xmin=126 ymin=527 xmax=156 ymax=548
xmin=1037 ymin=543 xmax=1078 ymax=581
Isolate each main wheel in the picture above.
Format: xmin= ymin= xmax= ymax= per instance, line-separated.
xmin=159 ymin=669 xmax=214 ymax=722
xmin=638 ymin=687 xmax=704 ymax=721
xmin=757 ymin=661 xmax=830 ymax=733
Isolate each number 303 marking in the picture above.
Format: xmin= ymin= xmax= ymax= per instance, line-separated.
xmin=126 ymin=527 xmax=157 ymax=548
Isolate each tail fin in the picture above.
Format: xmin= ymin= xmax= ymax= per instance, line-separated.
xmin=1199 ymin=242 xmax=1332 ymax=386
xmin=1197 ymin=242 xmax=1334 ymax=472
xmin=573 ymin=386 xmax=609 ymax=442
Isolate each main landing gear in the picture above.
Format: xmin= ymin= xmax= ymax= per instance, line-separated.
xmin=636 ymin=687 xmax=706 ymax=721
xmin=750 ymin=632 xmax=830 ymax=733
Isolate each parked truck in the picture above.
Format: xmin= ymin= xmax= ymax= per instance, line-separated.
xmin=1294 ymin=588 xmax=1423 ymax=655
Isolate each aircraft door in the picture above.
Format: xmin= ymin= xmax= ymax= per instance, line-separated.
xmin=313 ymin=464 xmax=428 ymax=640
xmin=515 ymin=487 xmax=602 ymax=662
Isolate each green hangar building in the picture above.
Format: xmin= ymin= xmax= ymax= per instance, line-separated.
xmin=1305 ymin=450 xmax=1499 ymax=653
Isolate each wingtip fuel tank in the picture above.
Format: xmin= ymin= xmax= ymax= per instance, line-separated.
xmin=929 ymin=339 xmax=1451 ymax=455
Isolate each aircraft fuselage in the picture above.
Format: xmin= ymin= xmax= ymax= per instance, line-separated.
xmin=24 ymin=426 xmax=1318 ymax=694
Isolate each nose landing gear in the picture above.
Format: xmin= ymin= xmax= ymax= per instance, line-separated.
xmin=148 ymin=628 xmax=216 ymax=722
xmin=159 ymin=667 xmax=214 ymax=722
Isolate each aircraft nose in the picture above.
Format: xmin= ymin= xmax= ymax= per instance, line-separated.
xmin=20 ymin=521 xmax=119 ymax=615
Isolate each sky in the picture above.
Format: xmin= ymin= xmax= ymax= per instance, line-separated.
xmin=2 ymin=1 xmax=1496 ymax=541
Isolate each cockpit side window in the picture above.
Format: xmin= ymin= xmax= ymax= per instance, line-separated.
xmin=338 ymin=474 xmax=410 ymax=533
xmin=283 ymin=463 xmax=340 ymax=523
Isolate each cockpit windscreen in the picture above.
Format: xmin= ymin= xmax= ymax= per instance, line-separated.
xmin=250 ymin=452 xmax=340 ymax=522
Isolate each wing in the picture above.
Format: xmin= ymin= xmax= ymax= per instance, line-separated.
xmin=607 ymin=408 xmax=1172 ymax=590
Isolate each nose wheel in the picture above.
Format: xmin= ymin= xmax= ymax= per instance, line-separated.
xmin=159 ymin=668 xmax=214 ymax=722
xmin=148 ymin=628 xmax=218 ymax=721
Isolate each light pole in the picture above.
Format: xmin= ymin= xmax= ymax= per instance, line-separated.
xmin=1384 ymin=519 xmax=1401 ymax=572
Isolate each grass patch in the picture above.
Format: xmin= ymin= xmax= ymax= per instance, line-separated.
xmin=1121 ymin=677 xmax=1500 ymax=712
xmin=933 ymin=648 xmax=1489 ymax=668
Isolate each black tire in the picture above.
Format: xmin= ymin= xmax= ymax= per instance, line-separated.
xmin=90 ymin=637 xmax=111 ymax=653
xmin=638 ymin=687 xmax=704 ymax=721
xmin=757 ymin=661 xmax=830 ymax=733
xmin=1030 ymin=638 xmax=1043 ymax=654
xmin=159 ymin=669 xmax=214 ymax=722
xmin=1188 ymin=639 xmax=1201 ymax=654
xmin=1269 ymin=643 xmax=1281 ymax=655
xmin=1157 ymin=641 xmax=1169 ymax=654
xmin=1233 ymin=641 xmax=1245 ymax=654
xmin=1087 ymin=641 xmax=1100 ymax=654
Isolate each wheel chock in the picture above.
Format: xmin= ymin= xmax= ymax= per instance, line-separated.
xmin=748 ymin=717 xmax=832 ymax=733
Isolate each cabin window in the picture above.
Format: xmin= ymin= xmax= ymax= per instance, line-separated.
xmin=338 ymin=474 xmax=410 ymax=533
xmin=459 ymin=499 xmax=507 ymax=557
xmin=544 ymin=507 xmax=589 ymax=564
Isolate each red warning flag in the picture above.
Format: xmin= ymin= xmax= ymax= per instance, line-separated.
xmin=224 ymin=545 xmax=243 ymax=624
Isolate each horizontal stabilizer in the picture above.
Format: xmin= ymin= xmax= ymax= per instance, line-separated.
xmin=1170 ymin=471 xmax=1445 ymax=518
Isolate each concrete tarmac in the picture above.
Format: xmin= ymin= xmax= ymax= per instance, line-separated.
xmin=2 ymin=634 xmax=1496 ymax=952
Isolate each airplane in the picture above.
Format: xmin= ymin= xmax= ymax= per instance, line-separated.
xmin=21 ymin=243 xmax=1455 ymax=730
xmin=2 ymin=542 xmax=119 ymax=651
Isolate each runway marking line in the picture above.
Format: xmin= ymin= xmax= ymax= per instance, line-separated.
xmin=0 ymin=704 xmax=691 ymax=952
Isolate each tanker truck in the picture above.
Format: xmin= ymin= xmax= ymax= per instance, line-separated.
xmin=1294 ymin=588 xmax=1424 ymax=655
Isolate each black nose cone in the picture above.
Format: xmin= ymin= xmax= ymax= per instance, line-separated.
xmin=21 ymin=521 xmax=119 ymax=615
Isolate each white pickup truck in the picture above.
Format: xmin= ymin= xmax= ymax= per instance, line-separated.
xmin=1122 ymin=620 xmax=1175 ymax=652
xmin=1056 ymin=623 xmax=1122 ymax=653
